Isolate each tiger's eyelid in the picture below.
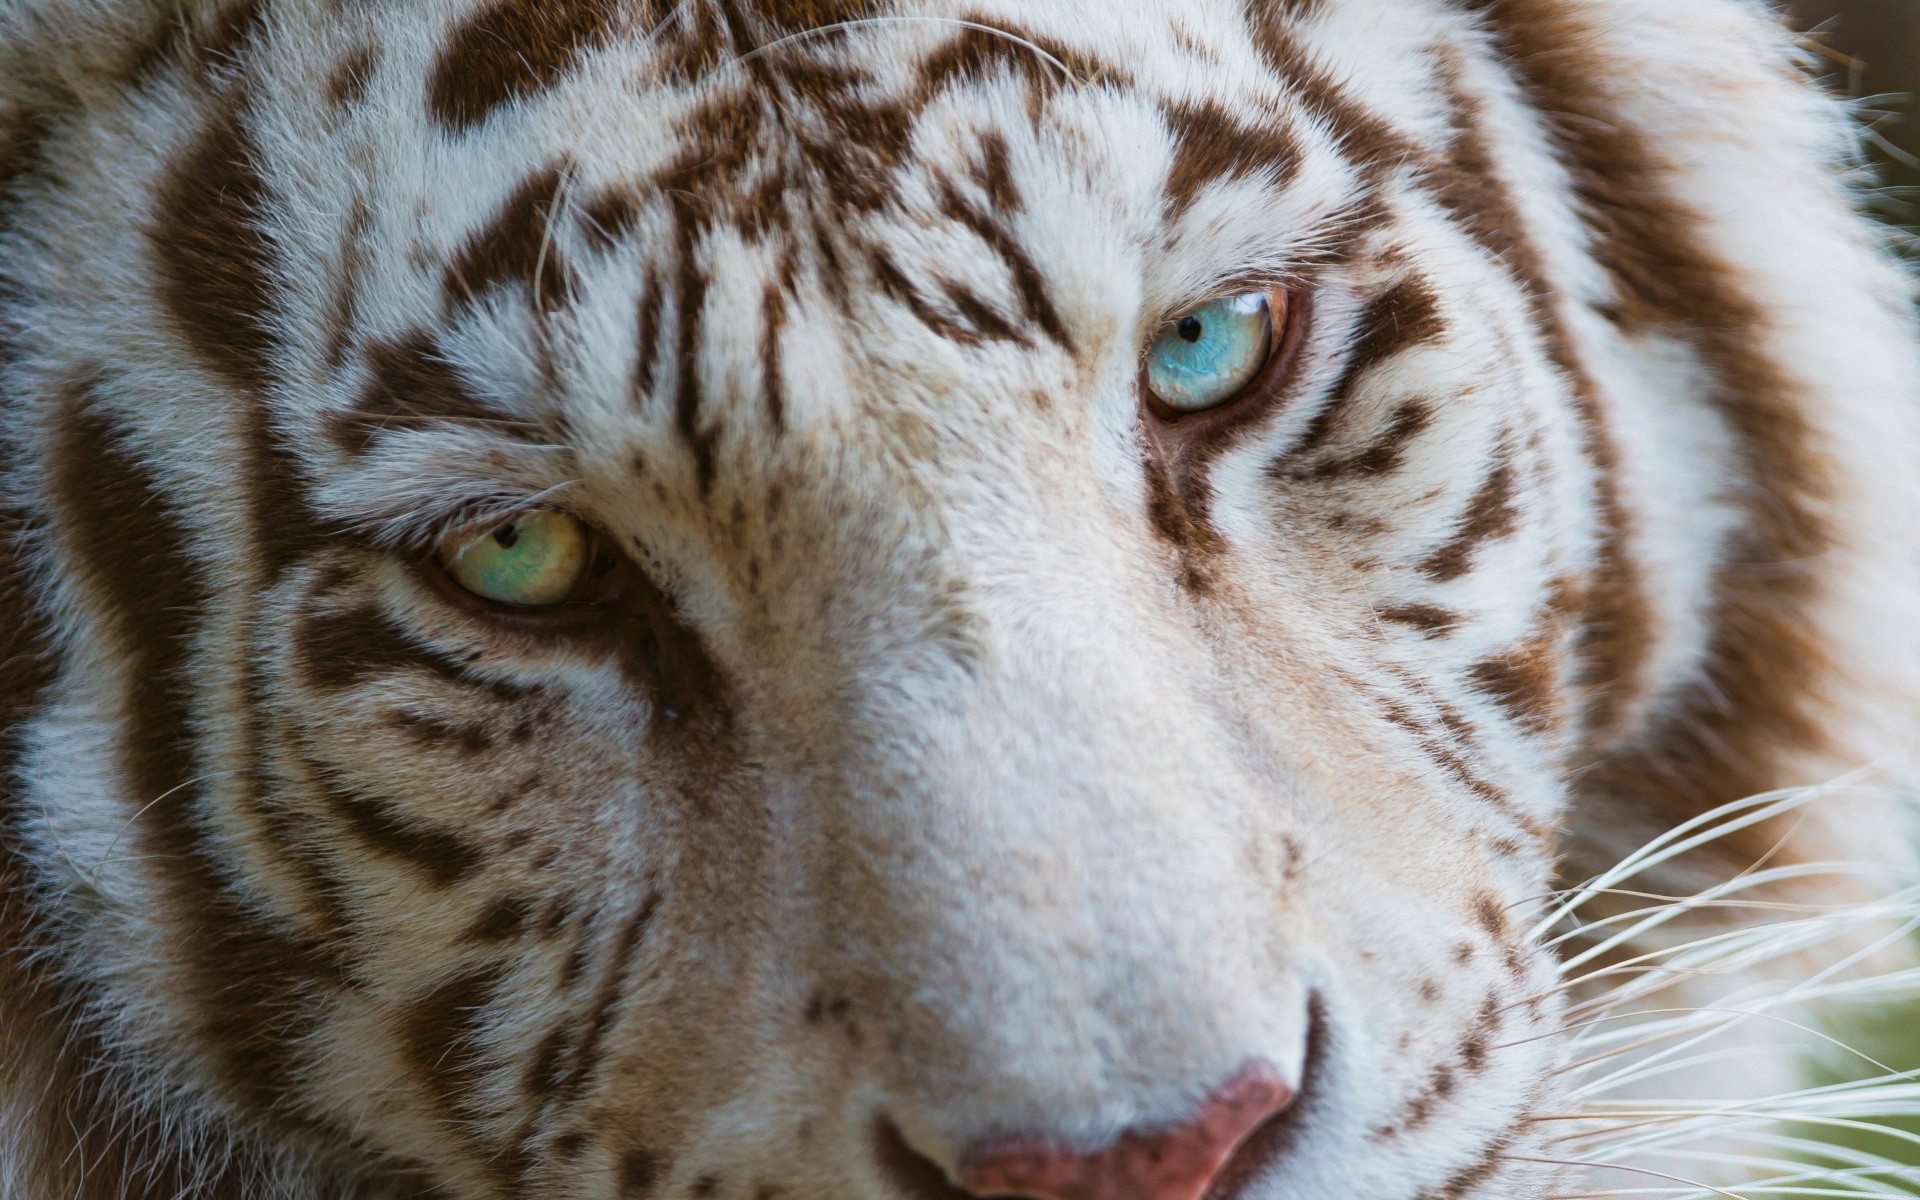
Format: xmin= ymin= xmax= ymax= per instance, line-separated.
xmin=382 ymin=482 xmax=585 ymax=556
xmin=1152 ymin=258 xmax=1321 ymax=328
xmin=432 ymin=496 xmax=585 ymax=553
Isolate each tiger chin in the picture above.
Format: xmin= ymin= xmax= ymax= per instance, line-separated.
xmin=2 ymin=0 xmax=1918 ymax=1197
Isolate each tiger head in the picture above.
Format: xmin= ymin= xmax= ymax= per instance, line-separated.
xmin=2 ymin=1 xmax=1917 ymax=1198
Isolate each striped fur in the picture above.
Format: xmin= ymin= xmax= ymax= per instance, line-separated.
xmin=1 ymin=0 xmax=1917 ymax=1196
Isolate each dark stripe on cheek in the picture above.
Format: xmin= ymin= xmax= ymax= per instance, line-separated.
xmin=1466 ymin=1 xmax=1833 ymax=854
xmin=872 ymin=251 xmax=985 ymax=346
xmin=118 ymin=0 xmax=265 ymax=92
xmin=305 ymin=755 xmax=483 ymax=886
xmin=429 ymin=0 xmax=624 ymax=130
xmin=554 ymin=892 xmax=659 ymax=1106
xmin=1 ymin=107 xmax=50 ymax=379
xmin=1419 ymin=458 xmax=1518 ymax=582
xmin=402 ymin=961 xmax=523 ymax=1183
xmin=1339 ymin=279 xmax=1444 ymax=398
xmin=150 ymin=92 xmax=281 ymax=394
xmin=1274 ymin=400 xmax=1432 ymax=481
xmin=465 ymin=895 xmax=536 ymax=943
xmin=0 ymin=107 xmax=49 ymax=208
xmin=1244 ymin=16 xmax=1413 ymax=180
xmin=47 ymin=389 xmax=336 ymax=1122
xmin=1417 ymin=65 xmax=1654 ymax=748
xmin=388 ymin=709 xmax=496 ymax=755
xmin=1471 ymin=631 xmax=1562 ymax=733
xmin=293 ymin=598 xmax=540 ymax=703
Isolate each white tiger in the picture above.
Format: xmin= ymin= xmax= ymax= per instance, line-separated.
xmin=2 ymin=0 xmax=1918 ymax=1197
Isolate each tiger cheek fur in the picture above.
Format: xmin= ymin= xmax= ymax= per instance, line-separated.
xmin=3 ymin=0 xmax=1918 ymax=1198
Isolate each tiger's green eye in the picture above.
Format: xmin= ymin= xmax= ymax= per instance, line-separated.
xmin=438 ymin=511 xmax=590 ymax=608
xmin=1145 ymin=290 xmax=1281 ymax=413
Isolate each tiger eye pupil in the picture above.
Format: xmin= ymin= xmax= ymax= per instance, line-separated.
xmin=1178 ymin=316 xmax=1205 ymax=343
xmin=493 ymin=523 xmax=520 ymax=550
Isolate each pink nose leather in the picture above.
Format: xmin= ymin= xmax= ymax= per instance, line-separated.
xmin=957 ymin=1070 xmax=1292 ymax=1200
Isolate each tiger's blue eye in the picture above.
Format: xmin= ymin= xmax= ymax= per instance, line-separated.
xmin=1145 ymin=291 xmax=1280 ymax=413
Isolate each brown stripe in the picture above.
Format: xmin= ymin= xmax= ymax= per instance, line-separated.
xmin=619 ymin=1146 xmax=664 ymax=1197
xmin=1267 ymin=280 xmax=1435 ymax=480
xmin=388 ymin=709 xmax=496 ymax=754
xmin=325 ymin=43 xmax=378 ymax=111
xmin=914 ymin=23 xmax=1121 ymax=104
xmin=934 ymin=180 xmax=1071 ymax=351
xmin=46 ymin=388 xmax=338 ymax=1130
xmin=632 ymin=266 xmax=664 ymax=407
xmin=942 ymin=278 xmax=1026 ymax=345
xmin=1380 ymin=603 xmax=1458 ymax=636
xmin=1418 ymin=58 xmax=1655 ymax=751
xmin=428 ymin=0 xmax=626 ymax=131
xmin=582 ymin=187 xmax=643 ymax=253
xmin=673 ymin=225 xmax=719 ymax=493
xmin=1161 ymin=100 xmax=1303 ymax=218
xmin=119 ymin=0 xmax=265 ymax=92
xmin=1330 ymin=278 xmax=1444 ymax=404
xmin=150 ymin=90 xmax=281 ymax=394
xmin=1419 ymin=457 xmax=1518 ymax=582
xmin=0 ymin=419 xmax=129 ymax=1199
xmin=1464 ymin=2 xmax=1828 ymax=854
xmin=401 ymin=960 xmax=528 ymax=1188
xmin=293 ymin=598 xmax=539 ymax=702
xmin=0 ymin=106 xmax=49 ymax=209
xmin=1244 ymin=16 xmax=1414 ymax=181
xmin=555 ymin=892 xmax=659 ymax=1105
xmin=331 ymin=329 xmax=536 ymax=455
xmin=465 ymin=895 xmax=536 ymax=944
xmin=1 ymin=106 xmax=51 ymax=380
xmin=1354 ymin=667 xmax=1547 ymax=840
xmin=871 ymin=250 xmax=988 ymax=347
xmin=1471 ymin=630 xmax=1562 ymax=733
xmin=971 ymin=130 xmax=1020 ymax=213
xmin=741 ymin=0 xmax=877 ymax=32
xmin=657 ymin=1 xmax=728 ymax=84
xmin=444 ymin=164 xmax=575 ymax=313
xmin=760 ymin=279 xmax=789 ymax=431
xmin=306 ymin=755 xmax=484 ymax=887
xmin=1281 ymin=400 xmax=1431 ymax=481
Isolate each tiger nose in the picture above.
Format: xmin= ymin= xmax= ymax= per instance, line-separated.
xmin=956 ymin=1069 xmax=1292 ymax=1200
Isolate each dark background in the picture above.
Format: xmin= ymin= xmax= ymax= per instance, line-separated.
xmin=1790 ymin=1 xmax=1920 ymax=226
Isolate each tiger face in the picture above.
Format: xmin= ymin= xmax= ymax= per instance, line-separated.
xmin=4 ymin=0 xmax=1918 ymax=1198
